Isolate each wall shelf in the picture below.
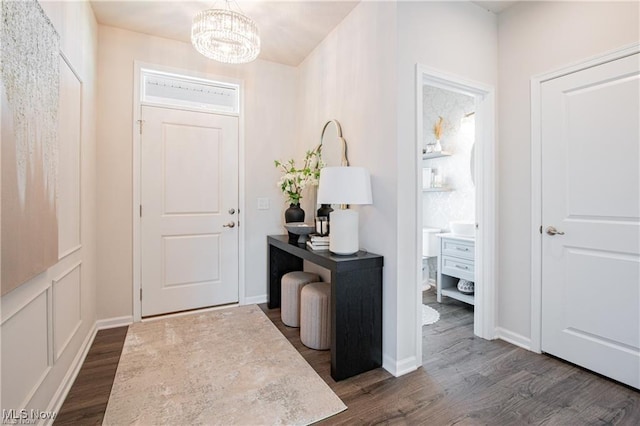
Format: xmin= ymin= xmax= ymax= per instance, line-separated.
xmin=441 ymin=288 xmax=475 ymax=305
xmin=422 ymin=151 xmax=452 ymax=160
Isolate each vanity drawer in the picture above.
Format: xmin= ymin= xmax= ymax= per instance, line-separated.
xmin=441 ymin=239 xmax=474 ymax=260
xmin=441 ymin=256 xmax=475 ymax=281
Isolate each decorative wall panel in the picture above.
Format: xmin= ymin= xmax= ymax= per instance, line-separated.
xmin=52 ymin=263 xmax=82 ymax=360
xmin=1 ymin=0 xmax=61 ymax=294
xmin=0 ymin=290 xmax=51 ymax=409
xmin=57 ymin=57 xmax=82 ymax=257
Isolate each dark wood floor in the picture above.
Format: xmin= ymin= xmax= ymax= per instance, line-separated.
xmin=56 ymin=291 xmax=639 ymax=425
xmin=55 ymin=327 xmax=128 ymax=425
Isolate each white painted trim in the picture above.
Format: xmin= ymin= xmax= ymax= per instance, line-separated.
xmin=46 ymin=324 xmax=98 ymax=424
xmin=496 ymin=327 xmax=532 ymax=351
xmin=383 ymin=354 xmax=419 ymax=377
xmin=132 ymin=61 xmax=246 ymax=321
xmin=57 ymin=51 xmax=84 ymax=263
xmin=16 ymin=289 xmax=53 ymax=410
xmin=415 ymin=67 xmax=425 ymax=368
xmin=415 ymin=64 xmax=498 ymax=366
xmin=96 ymin=315 xmax=134 ymax=330
xmin=133 ymin=62 xmax=142 ymax=323
xmin=52 ymin=262 xmax=83 ymax=361
xmin=237 ymin=77 xmax=246 ymax=306
xmin=58 ymin=244 xmax=82 ymax=261
xmin=474 ymin=88 xmax=498 ymax=342
xmin=244 ymin=294 xmax=267 ymax=305
xmin=530 ymin=75 xmax=543 ymax=354
xmin=529 ymin=42 xmax=640 ymax=354
xmin=1 ymin=280 xmax=50 ymax=325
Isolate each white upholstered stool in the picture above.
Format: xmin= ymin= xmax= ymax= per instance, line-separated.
xmin=300 ymin=282 xmax=331 ymax=350
xmin=281 ymin=271 xmax=320 ymax=327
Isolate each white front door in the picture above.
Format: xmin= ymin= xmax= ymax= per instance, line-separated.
xmin=541 ymin=53 xmax=639 ymax=388
xmin=141 ymin=105 xmax=239 ymax=317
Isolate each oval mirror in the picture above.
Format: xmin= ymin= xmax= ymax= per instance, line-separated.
xmin=318 ymin=119 xmax=349 ymax=167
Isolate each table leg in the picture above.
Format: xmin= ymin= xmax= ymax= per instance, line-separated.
xmin=331 ymin=267 xmax=383 ymax=380
xmin=268 ymin=245 xmax=303 ymax=309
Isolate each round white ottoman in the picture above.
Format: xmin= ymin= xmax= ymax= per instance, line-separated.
xmin=281 ymin=271 xmax=320 ymax=327
xmin=300 ymin=282 xmax=331 ymax=350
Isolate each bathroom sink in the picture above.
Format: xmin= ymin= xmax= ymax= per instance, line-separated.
xmin=450 ymin=221 xmax=475 ymax=237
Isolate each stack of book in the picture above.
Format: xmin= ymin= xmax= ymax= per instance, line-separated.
xmin=306 ymin=234 xmax=330 ymax=251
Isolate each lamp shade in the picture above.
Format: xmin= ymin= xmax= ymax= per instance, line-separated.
xmin=317 ymin=167 xmax=373 ymax=205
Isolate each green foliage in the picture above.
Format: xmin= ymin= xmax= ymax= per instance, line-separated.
xmin=274 ymin=147 xmax=324 ymax=204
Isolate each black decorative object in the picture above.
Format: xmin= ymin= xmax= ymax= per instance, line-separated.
xmin=284 ymin=203 xmax=305 ymax=243
xmin=317 ymin=203 xmax=334 ymax=219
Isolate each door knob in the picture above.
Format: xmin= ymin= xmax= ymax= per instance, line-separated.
xmin=546 ymin=226 xmax=565 ymax=236
xmin=223 ymin=221 xmax=236 ymax=228
xmin=228 ymin=208 xmax=236 ymax=215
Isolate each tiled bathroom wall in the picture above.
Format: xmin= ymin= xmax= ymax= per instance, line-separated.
xmin=422 ymin=85 xmax=476 ymax=231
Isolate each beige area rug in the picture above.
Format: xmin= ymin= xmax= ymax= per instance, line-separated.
xmin=103 ymin=305 xmax=346 ymax=425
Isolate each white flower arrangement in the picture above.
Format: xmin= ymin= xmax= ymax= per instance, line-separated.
xmin=274 ymin=148 xmax=324 ymax=205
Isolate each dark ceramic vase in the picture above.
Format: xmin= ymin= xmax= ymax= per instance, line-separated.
xmin=285 ymin=203 xmax=305 ymax=243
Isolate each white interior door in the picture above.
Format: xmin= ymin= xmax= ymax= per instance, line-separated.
xmin=141 ymin=105 xmax=239 ymax=317
xmin=541 ymin=53 xmax=639 ymax=388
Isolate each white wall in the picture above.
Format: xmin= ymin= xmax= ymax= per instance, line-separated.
xmin=297 ymin=0 xmax=497 ymax=375
xmin=296 ymin=0 xmax=398 ymax=369
xmin=396 ymin=1 xmax=497 ymax=372
xmin=497 ymin=1 xmax=640 ymax=343
xmin=96 ymin=26 xmax=298 ymax=319
xmin=1 ymin=0 xmax=98 ymax=413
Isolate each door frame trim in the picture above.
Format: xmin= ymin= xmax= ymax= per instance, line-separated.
xmin=415 ymin=64 xmax=497 ymax=365
xmin=529 ymin=42 xmax=639 ymax=353
xmin=132 ymin=61 xmax=245 ymax=322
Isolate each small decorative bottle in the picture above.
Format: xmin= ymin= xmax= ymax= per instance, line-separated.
xmin=433 ymin=139 xmax=442 ymax=153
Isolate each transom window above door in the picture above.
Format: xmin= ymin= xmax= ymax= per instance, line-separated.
xmin=141 ymin=68 xmax=239 ymax=114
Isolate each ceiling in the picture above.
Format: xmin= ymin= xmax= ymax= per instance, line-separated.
xmin=90 ymin=0 xmax=360 ymax=67
xmin=91 ymin=1 xmax=519 ymax=67
xmin=471 ymin=1 xmax=519 ymax=14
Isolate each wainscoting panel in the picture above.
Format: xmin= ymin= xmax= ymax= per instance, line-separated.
xmin=0 ymin=289 xmax=52 ymax=409
xmin=53 ymin=262 xmax=82 ymax=361
xmin=57 ymin=54 xmax=82 ymax=259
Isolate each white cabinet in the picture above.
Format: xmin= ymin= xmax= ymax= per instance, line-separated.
xmin=437 ymin=234 xmax=475 ymax=305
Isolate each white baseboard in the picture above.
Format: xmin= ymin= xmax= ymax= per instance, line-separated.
xmin=243 ymin=294 xmax=267 ymax=305
xmin=45 ymin=323 xmax=97 ymax=424
xmin=96 ymin=315 xmax=133 ymax=330
xmin=383 ymin=354 xmax=419 ymax=377
xmin=496 ymin=327 xmax=532 ymax=351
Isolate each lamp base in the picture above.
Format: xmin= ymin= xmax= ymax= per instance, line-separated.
xmin=329 ymin=209 xmax=359 ymax=255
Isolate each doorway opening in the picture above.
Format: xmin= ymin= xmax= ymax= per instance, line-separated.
xmin=132 ymin=63 xmax=245 ymax=322
xmin=415 ymin=65 xmax=496 ymax=364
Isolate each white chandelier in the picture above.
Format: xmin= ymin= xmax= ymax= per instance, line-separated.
xmin=191 ymin=1 xmax=261 ymax=64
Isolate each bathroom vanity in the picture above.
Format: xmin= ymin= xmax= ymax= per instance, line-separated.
xmin=437 ymin=234 xmax=475 ymax=305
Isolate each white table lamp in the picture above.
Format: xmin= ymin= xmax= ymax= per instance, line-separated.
xmin=317 ymin=167 xmax=373 ymax=255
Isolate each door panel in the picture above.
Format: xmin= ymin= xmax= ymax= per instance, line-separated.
xmin=163 ymin=234 xmax=220 ymax=287
xmin=141 ymin=106 xmax=238 ymax=317
xmin=163 ymin=124 xmax=221 ymax=214
xmin=541 ymin=53 xmax=639 ymax=388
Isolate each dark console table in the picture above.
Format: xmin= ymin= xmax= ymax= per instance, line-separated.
xmin=267 ymin=235 xmax=383 ymax=381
